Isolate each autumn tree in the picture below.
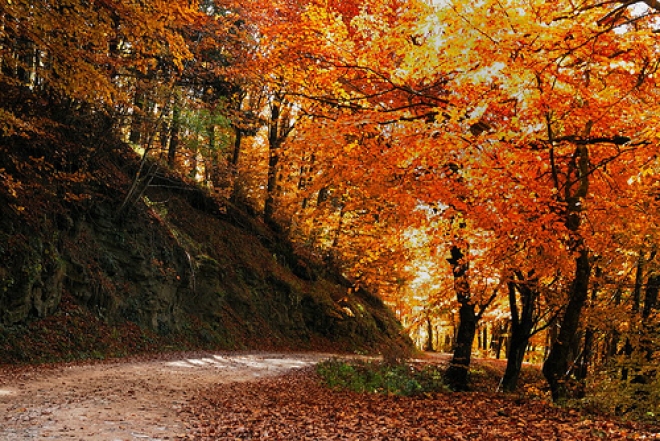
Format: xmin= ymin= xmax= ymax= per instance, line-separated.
xmin=359 ymin=0 xmax=659 ymax=399
xmin=0 ymin=0 xmax=199 ymax=137
xmin=257 ymin=0 xmax=660 ymax=400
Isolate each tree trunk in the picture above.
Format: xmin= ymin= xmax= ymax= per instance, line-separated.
xmin=159 ymin=119 xmax=170 ymax=161
xmin=493 ymin=321 xmax=508 ymax=360
xmin=446 ymin=300 xmax=477 ymax=391
xmin=502 ymin=276 xmax=537 ymax=393
xmin=643 ymin=273 xmax=659 ymax=320
xmin=264 ymin=99 xmax=281 ymax=226
xmin=605 ymin=288 xmax=623 ymax=358
xmin=543 ymin=141 xmax=592 ymax=402
xmin=425 ymin=315 xmax=434 ymax=352
xmin=574 ymin=327 xmax=593 ymax=398
xmin=445 ymin=245 xmax=476 ymax=391
xmin=229 ymin=127 xmax=244 ymax=203
xmin=16 ymin=38 xmax=36 ymax=85
xmin=575 ymin=266 xmax=601 ymax=391
xmin=331 ymin=203 xmax=346 ymax=250
xmin=542 ymin=248 xmax=591 ymax=401
xmin=168 ymin=105 xmax=180 ymax=167
xmin=130 ymin=91 xmax=144 ymax=145
xmin=621 ymin=251 xmax=647 ymax=381
xmin=640 ymin=273 xmax=659 ymax=364
xmin=502 ymin=333 xmax=529 ymax=393
xmin=298 ymin=152 xmax=316 ymax=209
xmin=632 ymin=251 xmax=645 ymax=313
xmin=231 ymin=128 xmax=243 ymax=166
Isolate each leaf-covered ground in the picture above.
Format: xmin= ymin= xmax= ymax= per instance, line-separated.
xmin=183 ymin=367 xmax=659 ymax=440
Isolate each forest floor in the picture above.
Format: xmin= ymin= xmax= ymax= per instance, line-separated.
xmin=0 ymin=352 xmax=658 ymax=440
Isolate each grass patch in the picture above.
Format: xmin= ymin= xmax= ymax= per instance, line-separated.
xmin=316 ymin=359 xmax=449 ymax=396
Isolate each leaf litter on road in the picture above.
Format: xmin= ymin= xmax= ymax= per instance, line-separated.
xmin=183 ymin=367 xmax=659 ymax=440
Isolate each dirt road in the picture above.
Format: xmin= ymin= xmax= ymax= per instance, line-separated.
xmin=0 ymin=352 xmax=329 ymax=440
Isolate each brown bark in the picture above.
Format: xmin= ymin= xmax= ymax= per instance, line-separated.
xmin=425 ymin=315 xmax=435 ymax=352
xmin=543 ymin=142 xmax=592 ymax=402
xmin=167 ymin=105 xmax=180 ymax=167
xmin=502 ymin=273 xmax=538 ymax=393
xmin=263 ymin=95 xmax=280 ymax=224
xmin=445 ymin=245 xmax=477 ymax=391
xmin=543 ymin=248 xmax=590 ymax=401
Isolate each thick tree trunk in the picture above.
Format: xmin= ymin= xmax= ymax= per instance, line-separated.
xmin=543 ymin=141 xmax=592 ymax=402
xmin=502 ymin=333 xmax=529 ymax=393
xmin=446 ymin=300 xmax=477 ymax=391
xmin=502 ymin=277 xmax=537 ymax=393
xmin=542 ymin=248 xmax=591 ymax=401
xmin=445 ymin=245 xmax=476 ymax=391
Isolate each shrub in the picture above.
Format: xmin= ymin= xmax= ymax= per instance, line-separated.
xmin=584 ymin=361 xmax=660 ymax=423
xmin=316 ymin=359 xmax=448 ymax=396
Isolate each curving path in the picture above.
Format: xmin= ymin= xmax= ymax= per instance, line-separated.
xmin=0 ymin=352 xmax=329 ymax=440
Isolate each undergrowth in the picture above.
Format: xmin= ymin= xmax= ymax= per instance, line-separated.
xmin=580 ymin=363 xmax=660 ymax=424
xmin=316 ymin=359 xmax=448 ymax=396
